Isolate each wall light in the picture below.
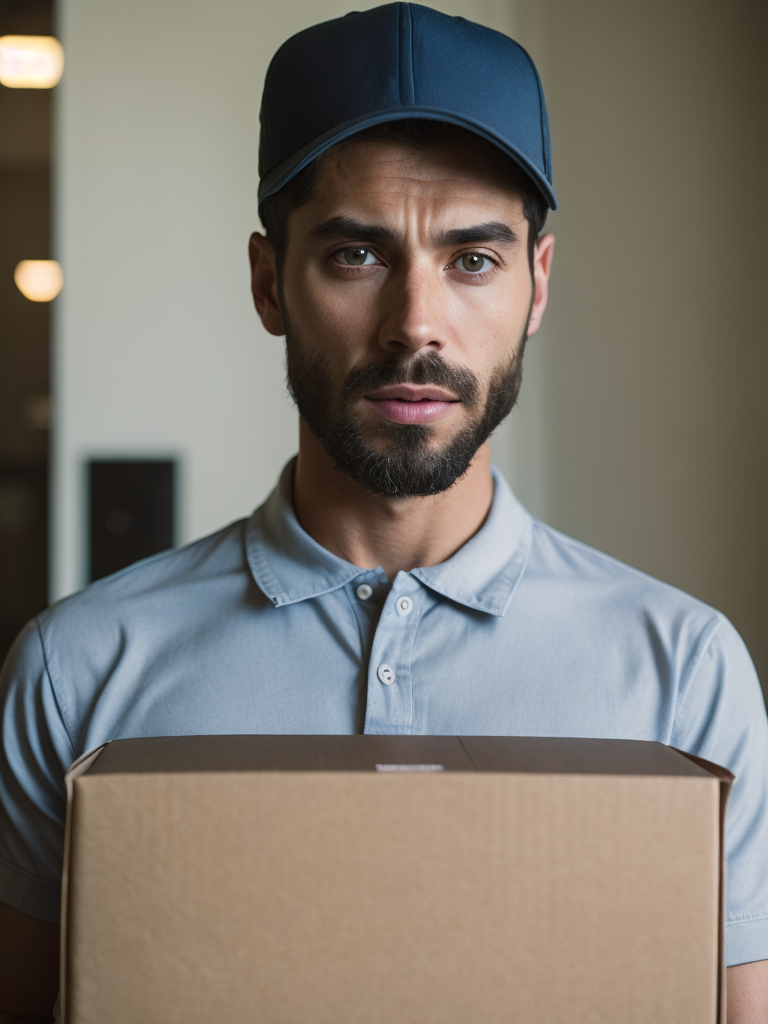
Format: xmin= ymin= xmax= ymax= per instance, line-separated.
xmin=14 ymin=260 xmax=64 ymax=302
xmin=0 ymin=36 xmax=64 ymax=88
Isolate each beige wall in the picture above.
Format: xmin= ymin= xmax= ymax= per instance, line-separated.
xmin=511 ymin=0 xmax=768 ymax=683
xmin=54 ymin=0 xmax=766 ymax=686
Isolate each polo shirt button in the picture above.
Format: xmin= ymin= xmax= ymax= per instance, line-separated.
xmin=377 ymin=663 xmax=396 ymax=685
xmin=356 ymin=584 xmax=373 ymax=601
xmin=396 ymin=596 xmax=413 ymax=617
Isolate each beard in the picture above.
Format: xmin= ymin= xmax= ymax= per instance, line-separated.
xmin=285 ymin=326 xmax=527 ymax=499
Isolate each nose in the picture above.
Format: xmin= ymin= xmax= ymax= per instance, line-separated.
xmin=377 ymin=263 xmax=448 ymax=355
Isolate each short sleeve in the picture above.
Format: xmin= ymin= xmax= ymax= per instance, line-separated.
xmin=0 ymin=619 xmax=76 ymax=923
xmin=672 ymin=616 xmax=768 ymax=966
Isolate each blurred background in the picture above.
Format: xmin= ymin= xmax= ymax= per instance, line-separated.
xmin=0 ymin=0 xmax=765 ymax=692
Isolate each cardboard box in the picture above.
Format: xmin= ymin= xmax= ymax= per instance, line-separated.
xmin=61 ymin=735 xmax=732 ymax=1024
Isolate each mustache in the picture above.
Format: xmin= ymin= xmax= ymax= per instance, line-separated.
xmin=341 ymin=351 xmax=481 ymax=408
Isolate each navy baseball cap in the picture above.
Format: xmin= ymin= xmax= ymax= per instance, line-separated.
xmin=258 ymin=3 xmax=557 ymax=213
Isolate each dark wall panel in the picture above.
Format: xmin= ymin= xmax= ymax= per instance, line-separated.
xmin=88 ymin=460 xmax=175 ymax=582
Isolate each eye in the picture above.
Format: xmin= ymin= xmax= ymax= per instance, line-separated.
xmin=456 ymin=252 xmax=495 ymax=274
xmin=333 ymin=246 xmax=378 ymax=267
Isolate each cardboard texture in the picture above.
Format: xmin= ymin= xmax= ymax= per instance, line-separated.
xmin=61 ymin=735 xmax=731 ymax=1024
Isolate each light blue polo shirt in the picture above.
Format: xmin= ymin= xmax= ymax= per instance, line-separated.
xmin=2 ymin=460 xmax=767 ymax=965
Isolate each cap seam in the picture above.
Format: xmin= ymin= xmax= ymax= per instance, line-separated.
xmin=396 ymin=3 xmax=402 ymax=106
xmin=405 ymin=3 xmax=415 ymax=105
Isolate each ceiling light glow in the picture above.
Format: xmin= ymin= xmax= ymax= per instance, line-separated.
xmin=14 ymin=260 xmax=64 ymax=302
xmin=0 ymin=36 xmax=64 ymax=88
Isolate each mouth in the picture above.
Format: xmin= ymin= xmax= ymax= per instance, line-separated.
xmin=363 ymin=384 xmax=460 ymax=425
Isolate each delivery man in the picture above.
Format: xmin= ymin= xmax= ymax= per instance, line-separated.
xmin=1 ymin=5 xmax=767 ymax=1021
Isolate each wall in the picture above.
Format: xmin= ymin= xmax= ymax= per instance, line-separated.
xmin=512 ymin=0 xmax=768 ymax=682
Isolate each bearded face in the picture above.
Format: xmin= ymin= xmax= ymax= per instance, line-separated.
xmin=261 ymin=134 xmax=543 ymax=497
xmin=285 ymin=326 xmax=526 ymax=498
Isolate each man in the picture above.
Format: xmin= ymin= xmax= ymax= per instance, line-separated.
xmin=1 ymin=5 xmax=767 ymax=1021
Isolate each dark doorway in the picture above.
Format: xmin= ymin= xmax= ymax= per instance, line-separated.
xmin=0 ymin=0 xmax=54 ymax=665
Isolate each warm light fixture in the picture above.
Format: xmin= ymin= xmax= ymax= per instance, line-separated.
xmin=14 ymin=260 xmax=64 ymax=302
xmin=0 ymin=35 xmax=64 ymax=88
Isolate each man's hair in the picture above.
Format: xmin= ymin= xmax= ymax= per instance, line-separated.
xmin=260 ymin=119 xmax=548 ymax=272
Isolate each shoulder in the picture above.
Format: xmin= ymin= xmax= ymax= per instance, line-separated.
xmin=530 ymin=518 xmax=718 ymax=613
xmin=525 ymin=518 xmax=736 ymax=664
xmin=524 ymin=519 xmax=764 ymax=732
xmin=53 ymin=516 xmax=246 ymax=600
xmin=36 ymin=517 xmax=252 ymax=664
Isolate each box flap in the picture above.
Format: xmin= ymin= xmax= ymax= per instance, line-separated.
xmin=459 ymin=736 xmax=716 ymax=776
xmin=78 ymin=735 xmax=724 ymax=779
xmin=82 ymin=734 xmax=474 ymax=774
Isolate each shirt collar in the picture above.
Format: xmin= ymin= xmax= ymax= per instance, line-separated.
xmin=245 ymin=458 xmax=532 ymax=617
xmin=245 ymin=459 xmax=364 ymax=607
xmin=411 ymin=467 xmax=532 ymax=616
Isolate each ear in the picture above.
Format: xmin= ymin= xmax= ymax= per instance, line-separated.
xmin=249 ymin=232 xmax=285 ymax=336
xmin=526 ymin=232 xmax=555 ymax=339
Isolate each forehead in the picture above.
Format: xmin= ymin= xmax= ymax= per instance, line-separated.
xmin=307 ymin=130 xmax=526 ymax=223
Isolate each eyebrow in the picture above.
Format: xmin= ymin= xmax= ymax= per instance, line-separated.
xmin=311 ymin=216 xmax=399 ymax=244
xmin=436 ymin=222 xmax=519 ymax=248
xmin=310 ymin=216 xmax=520 ymax=250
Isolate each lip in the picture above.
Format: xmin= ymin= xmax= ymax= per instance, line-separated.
xmin=364 ymin=384 xmax=457 ymax=403
xmin=363 ymin=384 xmax=460 ymax=425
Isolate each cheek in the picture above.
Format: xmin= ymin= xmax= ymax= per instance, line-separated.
xmin=284 ymin=266 xmax=377 ymax=355
xmin=445 ymin=278 xmax=530 ymax=364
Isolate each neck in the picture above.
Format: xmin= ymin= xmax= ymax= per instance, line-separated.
xmin=292 ymin=420 xmax=494 ymax=579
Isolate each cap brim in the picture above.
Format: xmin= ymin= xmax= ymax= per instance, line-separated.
xmin=258 ymin=106 xmax=558 ymax=213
